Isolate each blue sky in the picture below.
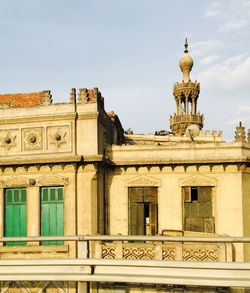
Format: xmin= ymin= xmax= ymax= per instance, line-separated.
xmin=0 ymin=0 xmax=249 ymax=140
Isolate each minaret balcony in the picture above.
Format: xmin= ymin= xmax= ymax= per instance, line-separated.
xmin=170 ymin=113 xmax=204 ymax=125
xmin=170 ymin=114 xmax=204 ymax=135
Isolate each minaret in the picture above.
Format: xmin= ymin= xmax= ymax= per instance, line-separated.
xmin=170 ymin=39 xmax=204 ymax=136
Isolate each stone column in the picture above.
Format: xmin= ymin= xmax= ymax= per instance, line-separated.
xmin=191 ymin=98 xmax=195 ymax=115
xmin=185 ymin=97 xmax=188 ymax=114
xmin=176 ymin=99 xmax=179 ymax=115
xmin=178 ymin=98 xmax=182 ymax=115
xmin=27 ymin=186 xmax=40 ymax=245
xmin=0 ymin=188 xmax=4 ymax=245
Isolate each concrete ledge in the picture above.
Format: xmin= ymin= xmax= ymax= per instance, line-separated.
xmin=0 ymin=245 xmax=69 ymax=253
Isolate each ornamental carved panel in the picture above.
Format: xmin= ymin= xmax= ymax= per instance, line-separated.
xmin=183 ymin=248 xmax=218 ymax=262
xmin=123 ymin=244 xmax=155 ymax=260
xmin=126 ymin=175 xmax=161 ymax=187
xmin=102 ymin=244 xmax=116 ymax=259
xmin=0 ymin=129 xmax=18 ymax=152
xmin=0 ymin=281 xmax=68 ymax=293
xmin=22 ymin=128 xmax=43 ymax=151
xmin=47 ymin=126 xmax=70 ymax=151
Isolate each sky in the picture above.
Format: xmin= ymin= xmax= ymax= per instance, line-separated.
xmin=0 ymin=0 xmax=249 ymax=141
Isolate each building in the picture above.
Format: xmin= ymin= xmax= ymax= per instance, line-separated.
xmin=0 ymin=41 xmax=249 ymax=292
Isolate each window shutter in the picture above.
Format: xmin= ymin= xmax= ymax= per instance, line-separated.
xmin=5 ymin=188 xmax=27 ymax=246
xmin=184 ymin=186 xmax=214 ymax=233
xmin=129 ymin=187 xmax=158 ymax=235
xmin=41 ymin=187 xmax=64 ymax=245
xmin=129 ymin=203 xmax=145 ymax=235
xmin=183 ymin=187 xmax=191 ymax=202
xmin=149 ymin=203 xmax=158 ymax=235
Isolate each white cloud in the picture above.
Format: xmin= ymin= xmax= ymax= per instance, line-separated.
xmin=200 ymin=55 xmax=220 ymax=66
xmin=196 ymin=55 xmax=250 ymax=92
xmin=227 ymin=106 xmax=250 ymax=126
xmin=204 ymin=0 xmax=250 ymax=32
xmin=191 ymin=40 xmax=222 ymax=58
xmin=204 ymin=1 xmax=221 ymax=18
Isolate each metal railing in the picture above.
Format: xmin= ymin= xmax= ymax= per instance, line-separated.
xmin=0 ymin=235 xmax=250 ymax=290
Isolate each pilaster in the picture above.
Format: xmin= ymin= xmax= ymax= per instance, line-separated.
xmin=0 ymin=188 xmax=4 ymax=244
xmin=77 ymin=164 xmax=98 ymax=235
xmin=27 ymin=186 xmax=40 ymax=245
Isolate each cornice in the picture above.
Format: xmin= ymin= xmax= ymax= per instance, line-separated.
xmin=0 ymin=154 xmax=106 ymax=166
xmin=0 ymin=113 xmax=76 ymax=125
xmin=0 ymin=154 xmax=82 ymax=166
xmin=77 ymin=112 xmax=99 ymax=120
xmin=108 ymin=157 xmax=250 ymax=166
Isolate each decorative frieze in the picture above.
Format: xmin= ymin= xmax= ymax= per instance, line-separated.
xmin=0 ymin=123 xmax=72 ymax=155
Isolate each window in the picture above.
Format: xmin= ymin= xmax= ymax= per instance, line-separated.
xmin=41 ymin=187 xmax=64 ymax=245
xmin=5 ymin=188 xmax=27 ymax=246
xmin=129 ymin=187 xmax=157 ymax=235
xmin=183 ymin=186 xmax=214 ymax=233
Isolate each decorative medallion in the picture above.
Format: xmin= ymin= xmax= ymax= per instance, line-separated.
xmin=1 ymin=132 xmax=16 ymax=150
xmin=23 ymin=128 xmax=43 ymax=150
xmin=50 ymin=128 xmax=67 ymax=148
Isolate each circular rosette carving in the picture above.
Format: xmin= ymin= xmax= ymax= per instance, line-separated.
xmin=23 ymin=128 xmax=43 ymax=150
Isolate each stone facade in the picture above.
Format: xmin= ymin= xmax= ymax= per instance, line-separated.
xmin=0 ymin=43 xmax=249 ymax=293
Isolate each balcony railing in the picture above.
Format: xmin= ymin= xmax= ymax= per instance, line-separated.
xmin=170 ymin=114 xmax=204 ymax=126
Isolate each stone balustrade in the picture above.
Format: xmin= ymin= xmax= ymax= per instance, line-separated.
xmin=94 ymin=241 xmax=233 ymax=262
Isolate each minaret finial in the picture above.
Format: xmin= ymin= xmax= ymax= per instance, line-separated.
xmin=184 ymin=38 xmax=188 ymax=53
xmin=179 ymin=39 xmax=193 ymax=82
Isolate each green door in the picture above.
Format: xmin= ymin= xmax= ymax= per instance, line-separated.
xmin=5 ymin=188 xmax=27 ymax=246
xmin=41 ymin=187 xmax=64 ymax=245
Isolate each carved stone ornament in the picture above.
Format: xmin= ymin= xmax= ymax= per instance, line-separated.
xmin=0 ymin=281 xmax=68 ymax=293
xmin=50 ymin=128 xmax=67 ymax=148
xmin=1 ymin=131 xmax=16 ymax=150
xmin=36 ymin=174 xmax=69 ymax=186
xmin=179 ymin=174 xmax=217 ymax=187
xmin=125 ymin=175 xmax=161 ymax=187
xmin=23 ymin=128 xmax=43 ymax=150
xmin=0 ymin=176 xmax=30 ymax=188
